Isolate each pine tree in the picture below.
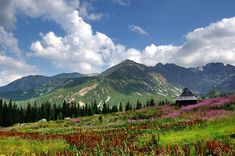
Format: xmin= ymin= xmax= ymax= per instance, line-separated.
xmin=62 ymin=100 xmax=68 ymax=117
xmin=57 ymin=112 xmax=63 ymax=120
xmin=52 ymin=104 xmax=57 ymax=120
xmin=146 ymin=100 xmax=150 ymax=107
xmin=119 ymin=102 xmax=123 ymax=112
xmin=102 ymin=102 xmax=108 ymax=114
xmin=40 ymin=103 xmax=46 ymax=119
xmin=45 ymin=102 xmax=51 ymax=120
xmin=111 ymin=105 xmax=118 ymax=112
xmin=84 ymin=103 xmax=89 ymax=116
xmin=0 ymin=99 xmax=3 ymax=124
xmin=2 ymin=101 xmax=8 ymax=126
xmin=150 ymin=98 xmax=155 ymax=106
xmin=125 ymin=101 xmax=132 ymax=111
xmin=107 ymin=104 xmax=111 ymax=113
xmin=87 ymin=105 xmax=92 ymax=116
xmin=136 ymin=99 xmax=142 ymax=110
xmin=25 ymin=102 xmax=32 ymax=122
xmin=30 ymin=101 xmax=37 ymax=122
xmin=92 ymin=100 xmax=99 ymax=114
xmin=19 ymin=107 xmax=24 ymax=123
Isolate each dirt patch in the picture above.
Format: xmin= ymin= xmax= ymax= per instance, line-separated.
xmin=76 ymin=83 xmax=98 ymax=96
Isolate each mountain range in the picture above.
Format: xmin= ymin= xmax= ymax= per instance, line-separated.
xmin=0 ymin=60 xmax=234 ymax=106
xmin=154 ymin=62 xmax=235 ymax=93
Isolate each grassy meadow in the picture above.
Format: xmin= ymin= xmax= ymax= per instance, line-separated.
xmin=0 ymin=95 xmax=234 ymax=155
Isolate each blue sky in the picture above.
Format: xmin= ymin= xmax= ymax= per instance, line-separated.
xmin=0 ymin=0 xmax=235 ymax=85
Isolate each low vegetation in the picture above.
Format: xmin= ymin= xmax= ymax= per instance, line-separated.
xmin=0 ymin=95 xmax=234 ymax=155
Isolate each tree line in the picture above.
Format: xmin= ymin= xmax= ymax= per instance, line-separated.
xmin=0 ymin=98 xmax=168 ymax=127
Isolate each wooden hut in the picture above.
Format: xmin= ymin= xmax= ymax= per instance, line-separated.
xmin=176 ymin=88 xmax=198 ymax=105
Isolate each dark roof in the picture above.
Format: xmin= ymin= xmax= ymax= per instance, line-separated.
xmin=176 ymin=88 xmax=198 ymax=101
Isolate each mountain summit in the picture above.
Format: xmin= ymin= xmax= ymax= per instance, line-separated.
xmin=101 ymin=59 xmax=146 ymax=77
xmin=100 ymin=59 xmax=179 ymax=95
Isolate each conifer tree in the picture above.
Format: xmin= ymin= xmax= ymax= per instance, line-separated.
xmin=125 ymin=101 xmax=132 ymax=111
xmin=119 ymin=102 xmax=123 ymax=112
xmin=136 ymin=99 xmax=142 ymax=110
xmin=92 ymin=100 xmax=99 ymax=114
xmin=111 ymin=105 xmax=118 ymax=112
xmin=150 ymin=98 xmax=155 ymax=106
xmin=146 ymin=100 xmax=150 ymax=107
xmin=102 ymin=102 xmax=108 ymax=114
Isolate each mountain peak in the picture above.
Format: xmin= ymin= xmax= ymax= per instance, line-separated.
xmin=202 ymin=62 xmax=225 ymax=73
xmin=53 ymin=72 xmax=84 ymax=79
xmin=204 ymin=62 xmax=224 ymax=68
xmin=101 ymin=59 xmax=147 ymax=77
xmin=120 ymin=59 xmax=139 ymax=65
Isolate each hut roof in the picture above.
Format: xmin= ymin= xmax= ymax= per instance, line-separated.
xmin=176 ymin=88 xmax=198 ymax=101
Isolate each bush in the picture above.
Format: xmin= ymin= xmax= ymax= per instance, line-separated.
xmin=98 ymin=116 xmax=103 ymax=123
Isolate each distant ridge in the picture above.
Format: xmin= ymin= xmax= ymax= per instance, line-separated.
xmin=0 ymin=60 xmax=234 ymax=105
xmin=154 ymin=62 xmax=235 ymax=93
xmin=53 ymin=72 xmax=84 ymax=79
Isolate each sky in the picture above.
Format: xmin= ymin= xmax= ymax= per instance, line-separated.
xmin=0 ymin=0 xmax=235 ymax=86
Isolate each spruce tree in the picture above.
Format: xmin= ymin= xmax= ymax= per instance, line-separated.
xmin=25 ymin=102 xmax=32 ymax=122
xmin=102 ymin=102 xmax=108 ymax=114
xmin=111 ymin=105 xmax=118 ymax=112
xmin=146 ymin=100 xmax=150 ymax=107
xmin=119 ymin=102 xmax=123 ymax=112
xmin=125 ymin=101 xmax=132 ymax=111
xmin=57 ymin=112 xmax=63 ymax=120
xmin=150 ymin=98 xmax=155 ymax=106
xmin=136 ymin=99 xmax=142 ymax=110
xmin=92 ymin=100 xmax=99 ymax=114
xmin=0 ymin=99 xmax=2 ymax=124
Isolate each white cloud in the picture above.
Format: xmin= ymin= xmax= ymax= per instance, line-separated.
xmin=129 ymin=25 xmax=148 ymax=35
xmin=126 ymin=48 xmax=142 ymax=63
xmin=174 ymin=17 xmax=235 ymax=67
xmin=78 ymin=2 xmax=104 ymax=21
xmin=112 ymin=0 xmax=130 ymax=6
xmin=12 ymin=0 xmax=121 ymax=73
xmin=0 ymin=25 xmax=36 ymax=86
xmin=0 ymin=54 xmax=36 ymax=86
xmin=0 ymin=0 xmax=235 ymax=86
xmin=0 ymin=26 xmax=22 ymax=59
xmin=0 ymin=0 xmax=15 ymax=30
xmin=20 ymin=1 xmax=235 ymax=71
xmin=142 ymin=44 xmax=180 ymax=66
xmin=134 ymin=17 xmax=235 ymax=68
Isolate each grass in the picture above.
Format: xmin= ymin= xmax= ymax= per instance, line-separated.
xmin=160 ymin=115 xmax=235 ymax=145
xmin=138 ymin=114 xmax=235 ymax=146
xmin=7 ymin=120 xmax=79 ymax=134
xmin=0 ymin=137 xmax=67 ymax=155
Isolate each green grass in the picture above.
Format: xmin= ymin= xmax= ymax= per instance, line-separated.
xmin=0 ymin=137 xmax=67 ymax=155
xmin=7 ymin=120 xmax=80 ymax=134
xmin=139 ymin=115 xmax=235 ymax=146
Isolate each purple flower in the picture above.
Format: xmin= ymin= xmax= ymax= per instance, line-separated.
xmin=181 ymin=97 xmax=231 ymax=111
xmin=161 ymin=111 xmax=180 ymax=119
xmin=160 ymin=96 xmax=231 ymax=119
